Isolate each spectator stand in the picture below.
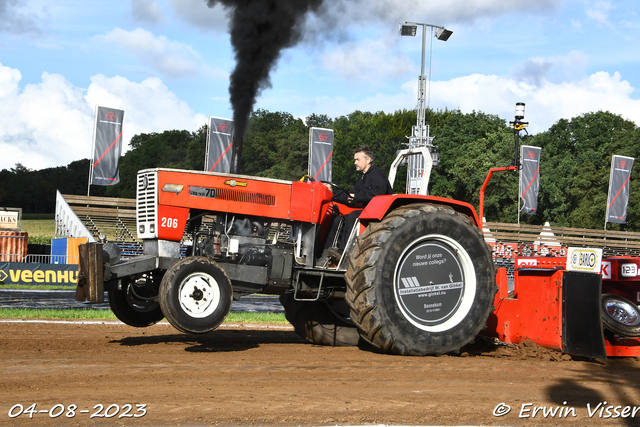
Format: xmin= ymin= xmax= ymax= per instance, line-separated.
xmin=55 ymin=191 xmax=142 ymax=259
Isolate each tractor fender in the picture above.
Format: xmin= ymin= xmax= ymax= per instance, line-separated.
xmin=359 ymin=194 xmax=481 ymax=227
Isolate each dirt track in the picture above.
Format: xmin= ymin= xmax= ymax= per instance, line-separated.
xmin=1 ymin=320 xmax=640 ymax=426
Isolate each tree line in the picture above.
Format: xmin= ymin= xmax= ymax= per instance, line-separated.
xmin=2 ymin=108 xmax=639 ymax=231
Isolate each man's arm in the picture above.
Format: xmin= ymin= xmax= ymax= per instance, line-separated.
xmin=323 ymin=182 xmax=353 ymax=204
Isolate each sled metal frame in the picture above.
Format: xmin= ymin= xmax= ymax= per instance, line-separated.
xmin=292 ymin=268 xmax=345 ymax=302
xmin=484 ymin=258 xmax=640 ymax=358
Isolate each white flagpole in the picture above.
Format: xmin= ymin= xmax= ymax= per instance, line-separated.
xmin=87 ymin=105 xmax=98 ymax=197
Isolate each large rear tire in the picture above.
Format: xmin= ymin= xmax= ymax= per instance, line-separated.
xmin=280 ymin=293 xmax=360 ymax=346
xmin=108 ymin=274 xmax=164 ymax=327
xmin=159 ymin=257 xmax=232 ymax=334
xmin=345 ymin=203 xmax=496 ymax=356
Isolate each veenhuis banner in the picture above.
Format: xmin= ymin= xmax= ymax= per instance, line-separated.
xmin=606 ymin=155 xmax=635 ymax=224
xmin=91 ymin=106 xmax=124 ymax=186
xmin=205 ymin=117 xmax=234 ymax=173
xmin=0 ymin=262 xmax=78 ymax=285
xmin=309 ymin=127 xmax=334 ymax=182
xmin=519 ymin=145 xmax=542 ymax=215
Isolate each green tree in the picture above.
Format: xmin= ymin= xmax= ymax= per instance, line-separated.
xmin=0 ymin=161 xmax=106 ymax=213
xmin=332 ymin=109 xmax=421 ymax=192
xmin=241 ymin=109 xmax=309 ymax=180
xmin=105 ymin=127 xmax=207 ymax=198
xmin=429 ymin=110 xmax=517 ymax=222
xmin=305 ymin=113 xmax=333 ymax=129
xmin=532 ymin=111 xmax=640 ymax=229
xmin=5 ymin=108 xmax=640 ymax=233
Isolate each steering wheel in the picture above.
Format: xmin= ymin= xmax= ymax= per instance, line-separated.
xmin=321 ymin=181 xmax=350 ymax=199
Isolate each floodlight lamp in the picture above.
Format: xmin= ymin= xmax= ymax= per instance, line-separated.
xmin=399 ymin=23 xmax=418 ymax=36
xmin=515 ymin=102 xmax=525 ymax=120
xmin=435 ymin=28 xmax=453 ymax=41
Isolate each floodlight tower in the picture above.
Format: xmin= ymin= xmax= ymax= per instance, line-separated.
xmin=399 ymin=22 xmax=452 ymax=195
xmin=509 ymin=102 xmax=529 ymax=225
xmin=509 ymin=102 xmax=529 ymax=167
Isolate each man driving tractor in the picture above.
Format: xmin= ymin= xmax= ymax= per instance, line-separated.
xmin=323 ymin=145 xmax=393 ymax=260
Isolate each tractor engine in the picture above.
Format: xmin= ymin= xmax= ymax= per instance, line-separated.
xmin=196 ymin=215 xmax=272 ymax=267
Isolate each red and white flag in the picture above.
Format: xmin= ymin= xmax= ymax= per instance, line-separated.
xmin=519 ymin=145 xmax=541 ymax=215
xmin=606 ymin=155 xmax=635 ymax=224
xmin=309 ymin=127 xmax=334 ymax=182
xmin=90 ymin=106 xmax=124 ymax=186
xmin=205 ymin=117 xmax=234 ymax=173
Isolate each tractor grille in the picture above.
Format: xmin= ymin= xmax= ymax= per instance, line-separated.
xmin=215 ymin=188 xmax=276 ymax=206
xmin=137 ymin=171 xmax=158 ymax=239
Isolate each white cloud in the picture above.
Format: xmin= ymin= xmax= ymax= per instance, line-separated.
xmin=261 ymin=66 xmax=639 ymax=137
xmin=511 ymin=51 xmax=590 ymax=86
xmin=258 ymin=84 xmax=415 ymax=120
xmin=585 ymin=1 xmax=614 ymax=27
xmin=321 ymin=38 xmax=412 ymax=83
xmin=310 ymin=0 xmax=563 ymax=34
xmin=0 ymin=63 xmax=21 ymax=98
xmin=96 ymin=27 xmax=227 ymax=79
xmin=168 ymin=0 xmax=563 ymax=44
xmin=131 ymin=0 xmax=163 ymax=24
xmin=0 ymin=65 xmax=93 ymax=171
xmin=310 ymin=48 xmax=639 ymax=134
xmin=0 ymin=0 xmax=45 ymax=36
xmin=168 ymin=0 xmax=229 ymax=32
xmin=428 ymin=70 xmax=640 ymax=134
xmin=0 ymin=63 xmax=207 ymax=171
xmin=85 ymin=74 xmax=208 ymax=143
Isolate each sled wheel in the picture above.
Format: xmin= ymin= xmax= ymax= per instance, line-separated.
xmin=345 ymin=203 xmax=497 ymax=356
xmin=601 ymin=293 xmax=640 ymax=337
xmin=159 ymin=257 xmax=232 ymax=334
xmin=280 ymin=293 xmax=360 ymax=346
xmin=108 ymin=274 xmax=165 ymax=327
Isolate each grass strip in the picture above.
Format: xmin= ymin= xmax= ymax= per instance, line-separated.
xmin=0 ymin=308 xmax=288 ymax=324
xmin=226 ymin=312 xmax=288 ymax=324
xmin=0 ymin=308 xmax=117 ymax=320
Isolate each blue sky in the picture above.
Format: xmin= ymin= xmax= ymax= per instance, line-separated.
xmin=0 ymin=0 xmax=639 ymax=171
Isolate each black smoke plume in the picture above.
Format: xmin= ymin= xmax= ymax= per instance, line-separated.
xmin=206 ymin=0 xmax=324 ymax=173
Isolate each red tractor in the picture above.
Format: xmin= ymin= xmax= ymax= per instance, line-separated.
xmin=77 ymin=163 xmax=497 ymax=356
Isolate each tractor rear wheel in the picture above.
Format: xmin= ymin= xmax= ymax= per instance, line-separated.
xmin=159 ymin=257 xmax=232 ymax=334
xmin=345 ymin=203 xmax=497 ymax=356
xmin=108 ymin=274 xmax=164 ymax=327
xmin=280 ymin=293 xmax=360 ymax=346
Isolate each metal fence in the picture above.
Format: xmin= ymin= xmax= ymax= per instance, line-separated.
xmin=1 ymin=253 xmax=80 ymax=264
xmin=0 ymin=253 xmax=24 ymax=262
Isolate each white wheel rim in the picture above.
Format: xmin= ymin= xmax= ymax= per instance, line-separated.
xmin=393 ymin=234 xmax=477 ymax=333
xmin=178 ymin=272 xmax=222 ymax=319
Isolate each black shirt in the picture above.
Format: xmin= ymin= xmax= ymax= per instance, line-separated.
xmin=335 ymin=164 xmax=393 ymax=207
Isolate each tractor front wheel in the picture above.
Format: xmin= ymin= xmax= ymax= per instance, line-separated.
xmin=159 ymin=257 xmax=232 ymax=334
